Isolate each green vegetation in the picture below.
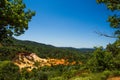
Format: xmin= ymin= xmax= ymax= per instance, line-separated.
xmin=0 ymin=37 xmax=92 ymax=62
xmin=0 ymin=37 xmax=93 ymax=80
xmin=1 ymin=37 xmax=120 ymax=80
xmin=0 ymin=0 xmax=35 ymax=42
xmin=97 ymin=0 xmax=120 ymax=38
xmin=0 ymin=0 xmax=120 ymax=80
xmin=0 ymin=61 xmax=20 ymax=80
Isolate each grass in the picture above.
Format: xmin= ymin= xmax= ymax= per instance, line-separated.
xmin=49 ymin=71 xmax=110 ymax=80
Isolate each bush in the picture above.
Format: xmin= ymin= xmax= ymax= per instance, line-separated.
xmin=21 ymin=68 xmax=48 ymax=80
xmin=100 ymin=70 xmax=111 ymax=80
xmin=110 ymin=70 xmax=120 ymax=77
xmin=0 ymin=61 xmax=20 ymax=80
xmin=86 ymin=47 xmax=114 ymax=72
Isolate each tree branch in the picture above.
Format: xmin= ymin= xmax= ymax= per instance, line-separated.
xmin=94 ymin=31 xmax=117 ymax=38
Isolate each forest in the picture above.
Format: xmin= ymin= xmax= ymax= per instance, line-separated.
xmin=0 ymin=0 xmax=120 ymax=80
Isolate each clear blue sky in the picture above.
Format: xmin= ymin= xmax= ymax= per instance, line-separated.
xmin=16 ymin=0 xmax=116 ymax=48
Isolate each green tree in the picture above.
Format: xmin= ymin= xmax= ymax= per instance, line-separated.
xmin=87 ymin=47 xmax=114 ymax=72
xmin=21 ymin=68 xmax=48 ymax=80
xmin=0 ymin=61 xmax=20 ymax=80
xmin=96 ymin=0 xmax=120 ymax=71
xmin=0 ymin=0 xmax=35 ymax=41
xmin=97 ymin=0 xmax=120 ymax=38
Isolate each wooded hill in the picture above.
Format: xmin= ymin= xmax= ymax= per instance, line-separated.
xmin=0 ymin=37 xmax=93 ymax=63
xmin=0 ymin=37 xmax=94 ymax=80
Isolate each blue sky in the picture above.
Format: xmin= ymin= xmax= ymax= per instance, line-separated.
xmin=16 ymin=0 xmax=116 ymax=48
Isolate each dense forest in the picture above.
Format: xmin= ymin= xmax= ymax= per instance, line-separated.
xmin=0 ymin=0 xmax=120 ymax=80
xmin=0 ymin=37 xmax=93 ymax=62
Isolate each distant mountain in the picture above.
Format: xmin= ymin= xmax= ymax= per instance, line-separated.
xmin=78 ymin=48 xmax=95 ymax=53
xmin=8 ymin=37 xmax=94 ymax=53
xmin=59 ymin=47 xmax=94 ymax=53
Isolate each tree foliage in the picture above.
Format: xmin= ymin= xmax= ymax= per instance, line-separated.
xmin=0 ymin=37 xmax=92 ymax=63
xmin=97 ymin=0 xmax=120 ymax=38
xmin=0 ymin=0 xmax=35 ymax=41
xmin=0 ymin=61 xmax=20 ymax=80
xmin=85 ymin=0 xmax=120 ymax=73
xmin=87 ymin=47 xmax=114 ymax=72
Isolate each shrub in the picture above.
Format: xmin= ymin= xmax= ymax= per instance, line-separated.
xmin=0 ymin=61 xmax=20 ymax=80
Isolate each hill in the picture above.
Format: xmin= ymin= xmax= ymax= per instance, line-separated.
xmin=0 ymin=37 xmax=93 ymax=79
xmin=0 ymin=37 xmax=120 ymax=80
xmin=0 ymin=37 xmax=93 ymax=63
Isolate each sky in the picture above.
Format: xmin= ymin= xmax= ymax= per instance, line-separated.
xmin=16 ymin=0 xmax=116 ymax=48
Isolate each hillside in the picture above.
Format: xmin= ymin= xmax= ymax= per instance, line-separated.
xmin=0 ymin=38 xmax=120 ymax=80
xmin=0 ymin=37 xmax=95 ymax=80
xmin=13 ymin=52 xmax=79 ymax=71
xmin=0 ymin=37 xmax=93 ymax=63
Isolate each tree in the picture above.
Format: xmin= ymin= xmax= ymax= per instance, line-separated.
xmin=97 ymin=0 xmax=120 ymax=38
xmin=87 ymin=47 xmax=114 ymax=72
xmin=0 ymin=61 xmax=20 ymax=80
xmin=86 ymin=0 xmax=120 ymax=72
xmin=0 ymin=0 xmax=35 ymax=41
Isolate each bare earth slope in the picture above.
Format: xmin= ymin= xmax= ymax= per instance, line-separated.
xmin=107 ymin=77 xmax=120 ymax=80
xmin=13 ymin=53 xmax=76 ymax=71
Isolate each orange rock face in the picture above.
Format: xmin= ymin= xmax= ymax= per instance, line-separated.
xmin=107 ymin=77 xmax=120 ymax=80
xmin=13 ymin=53 xmax=79 ymax=71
